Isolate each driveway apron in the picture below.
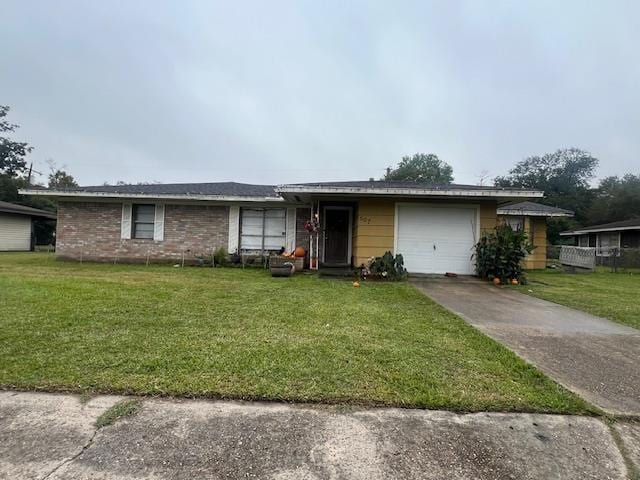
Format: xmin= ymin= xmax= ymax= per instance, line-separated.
xmin=411 ymin=277 xmax=640 ymax=416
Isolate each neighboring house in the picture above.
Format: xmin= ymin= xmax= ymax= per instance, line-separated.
xmin=497 ymin=201 xmax=574 ymax=269
xmin=0 ymin=201 xmax=57 ymax=251
xmin=20 ymin=181 xmax=544 ymax=274
xmin=560 ymin=219 xmax=640 ymax=256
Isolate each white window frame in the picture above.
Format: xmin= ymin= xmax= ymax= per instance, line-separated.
xmin=504 ymin=216 xmax=524 ymax=231
xmin=596 ymin=232 xmax=620 ymax=256
xmin=121 ymin=202 xmax=164 ymax=241
xmin=578 ymin=234 xmax=589 ymax=247
xmin=132 ymin=204 xmax=156 ymax=240
xmin=239 ymin=207 xmax=287 ymax=253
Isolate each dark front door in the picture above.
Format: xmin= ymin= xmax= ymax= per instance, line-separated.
xmin=324 ymin=208 xmax=350 ymax=264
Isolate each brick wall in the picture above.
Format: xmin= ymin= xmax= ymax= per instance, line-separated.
xmin=56 ymin=201 xmax=229 ymax=263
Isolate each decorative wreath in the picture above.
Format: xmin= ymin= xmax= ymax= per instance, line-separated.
xmin=304 ymin=219 xmax=320 ymax=233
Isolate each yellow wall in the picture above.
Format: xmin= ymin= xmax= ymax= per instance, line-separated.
xmin=480 ymin=203 xmax=498 ymax=236
xmin=523 ymin=216 xmax=547 ymax=269
xmin=496 ymin=215 xmax=548 ymax=270
xmin=353 ymin=199 xmax=394 ymax=266
xmin=352 ymin=199 xmax=498 ymax=267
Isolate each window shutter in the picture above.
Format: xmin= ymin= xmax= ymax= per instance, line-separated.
xmin=121 ymin=203 xmax=132 ymax=239
xmin=285 ymin=207 xmax=296 ymax=251
xmin=228 ymin=205 xmax=240 ymax=253
xmin=153 ymin=204 xmax=165 ymax=241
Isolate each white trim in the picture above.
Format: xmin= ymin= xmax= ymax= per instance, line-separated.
xmin=394 ymin=202 xmax=481 ymax=273
xmin=277 ymin=185 xmax=543 ymax=198
xmin=228 ymin=206 xmax=240 ymax=253
xmin=120 ymin=203 xmax=132 ymax=240
xmin=561 ymin=225 xmax=640 ymax=235
xmin=596 ymin=231 xmax=621 ymax=257
xmin=19 ymin=189 xmax=285 ymax=203
xmin=153 ymin=204 xmax=165 ymax=241
xmin=321 ymin=206 xmax=353 ymax=264
xmin=285 ymin=207 xmax=296 ymax=252
xmin=497 ymin=209 xmax=572 ymax=217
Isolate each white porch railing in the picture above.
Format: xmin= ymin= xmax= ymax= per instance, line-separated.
xmin=560 ymin=246 xmax=596 ymax=270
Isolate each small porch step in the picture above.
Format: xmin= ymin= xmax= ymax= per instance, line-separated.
xmin=318 ymin=266 xmax=355 ymax=278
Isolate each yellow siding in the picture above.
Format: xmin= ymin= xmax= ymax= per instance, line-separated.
xmin=480 ymin=203 xmax=498 ymax=236
xmin=496 ymin=215 xmax=548 ymax=270
xmin=353 ymin=199 xmax=395 ymax=266
xmin=523 ymin=216 xmax=547 ymax=269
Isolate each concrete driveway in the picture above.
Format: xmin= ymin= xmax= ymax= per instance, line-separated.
xmin=411 ymin=277 xmax=640 ymax=416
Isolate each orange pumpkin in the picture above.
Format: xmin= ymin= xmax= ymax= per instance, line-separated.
xmin=510 ymin=279 xmax=519 ymax=285
xmin=294 ymin=246 xmax=306 ymax=258
xmin=492 ymin=277 xmax=501 ymax=286
xmin=353 ymin=281 xmax=360 ymax=288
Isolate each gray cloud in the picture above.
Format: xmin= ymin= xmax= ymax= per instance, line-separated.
xmin=2 ymin=0 xmax=638 ymax=186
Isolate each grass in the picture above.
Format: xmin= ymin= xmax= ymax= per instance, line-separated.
xmin=521 ymin=268 xmax=640 ymax=330
xmin=0 ymin=252 xmax=593 ymax=414
xmin=95 ymin=399 xmax=142 ymax=429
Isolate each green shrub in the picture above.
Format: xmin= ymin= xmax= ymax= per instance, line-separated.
xmin=213 ymin=246 xmax=229 ymax=267
xmin=474 ymin=224 xmax=533 ymax=284
xmin=366 ymin=251 xmax=408 ymax=281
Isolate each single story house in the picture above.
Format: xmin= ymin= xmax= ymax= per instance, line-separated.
xmin=497 ymin=201 xmax=574 ymax=269
xmin=21 ymin=181 xmax=547 ymax=274
xmin=560 ymin=219 xmax=640 ymax=256
xmin=0 ymin=201 xmax=57 ymax=251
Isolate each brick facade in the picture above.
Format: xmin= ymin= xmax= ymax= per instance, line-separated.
xmin=57 ymin=201 xmax=229 ymax=263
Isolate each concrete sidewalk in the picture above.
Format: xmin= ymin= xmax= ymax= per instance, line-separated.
xmin=0 ymin=391 xmax=636 ymax=480
xmin=411 ymin=277 xmax=640 ymax=416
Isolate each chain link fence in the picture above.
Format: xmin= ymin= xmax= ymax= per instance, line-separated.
xmin=596 ymin=247 xmax=640 ymax=271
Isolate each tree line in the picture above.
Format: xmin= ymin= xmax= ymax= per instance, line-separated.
xmin=385 ymin=152 xmax=639 ymax=243
xmin=0 ymin=106 xmax=78 ymax=212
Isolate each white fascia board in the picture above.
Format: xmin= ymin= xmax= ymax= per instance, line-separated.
xmin=276 ymin=185 xmax=543 ymax=198
xmin=560 ymin=225 xmax=640 ymax=235
xmin=18 ymin=189 xmax=286 ymax=203
xmin=497 ymin=209 xmax=573 ymax=217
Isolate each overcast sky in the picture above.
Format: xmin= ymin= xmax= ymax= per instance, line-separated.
xmin=2 ymin=1 xmax=639 ymax=187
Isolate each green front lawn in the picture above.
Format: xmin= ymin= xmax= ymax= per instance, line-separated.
xmin=521 ymin=269 xmax=640 ymax=330
xmin=0 ymin=253 xmax=592 ymax=414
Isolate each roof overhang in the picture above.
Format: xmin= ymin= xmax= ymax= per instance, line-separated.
xmin=19 ymin=189 xmax=285 ymax=203
xmin=276 ymin=185 xmax=543 ymax=202
xmin=497 ymin=208 xmax=573 ymax=217
xmin=560 ymin=225 xmax=640 ymax=236
xmin=0 ymin=207 xmax=56 ymax=220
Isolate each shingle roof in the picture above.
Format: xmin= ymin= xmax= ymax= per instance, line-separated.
xmin=0 ymin=201 xmax=57 ymax=219
xmin=284 ymin=180 xmax=523 ymax=191
xmin=561 ymin=218 xmax=640 ymax=235
xmin=497 ymin=201 xmax=574 ymax=217
xmin=40 ymin=182 xmax=279 ymax=198
xmin=22 ymin=180 xmax=543 ymax=200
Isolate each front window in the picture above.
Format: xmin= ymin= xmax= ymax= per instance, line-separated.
xmin=578 ymin=235 xmax=589 ymax=247
xmin=597 ymin=232 xmax=620 ymax=256
xmin=133 ymin=204 xmax=155 ymax=239
xmin=505 ymin=216 xmax=524 ymax=231
xmin=240 ymin=208 xmax=286 ymax=251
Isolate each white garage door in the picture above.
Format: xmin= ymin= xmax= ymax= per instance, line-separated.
xmin=396 ymin=204 xmax=478 ymax=275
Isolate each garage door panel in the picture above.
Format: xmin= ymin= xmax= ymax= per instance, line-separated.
xmin=396 ymin=205 xmax=477 ymax=275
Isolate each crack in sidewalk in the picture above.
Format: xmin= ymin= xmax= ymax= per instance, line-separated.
xmin=40 ymin=428 xmax=98 ymax=480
